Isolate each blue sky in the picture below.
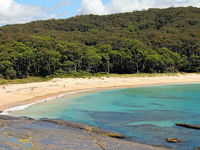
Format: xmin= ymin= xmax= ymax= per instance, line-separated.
xmin=15 ymin=0 xmax=81 ymax=18
xmin=0 ymin=0 xmax=200 ymax=25
xmin=15 ymin=0 xmax=110 ymax=18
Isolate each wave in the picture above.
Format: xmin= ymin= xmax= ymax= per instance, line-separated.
xmin=0 ymin=89 xmax=93 ymax=115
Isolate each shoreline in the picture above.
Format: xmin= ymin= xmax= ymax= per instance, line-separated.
xmin=3 ymin=81 xmax=200 ymax=116
xmin=1 ymin=89 xmax=95 ymax=115
xmin=1 ymin=73 xmax=200 ymax=113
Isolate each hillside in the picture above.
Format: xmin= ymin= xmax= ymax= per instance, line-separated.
xmin=0 ymin=7 xmax=200 ymax=79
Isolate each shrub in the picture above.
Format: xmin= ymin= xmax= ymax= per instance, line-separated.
xmin=5 ymin=69 xmax=17 ymax=79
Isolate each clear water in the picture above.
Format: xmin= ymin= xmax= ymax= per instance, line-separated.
xmin=12 ymin=84 xmax=200 ymax=150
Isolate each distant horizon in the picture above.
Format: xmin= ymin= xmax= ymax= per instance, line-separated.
xmin=0 ymin=0 xmax=200 ymax=25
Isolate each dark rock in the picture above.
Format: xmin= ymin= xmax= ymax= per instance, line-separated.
xmin=176 ymin=123 xmax=200 ymax=130
xmin=166 ymin=138 xmax=182 ymax=143
xmin=41 ymin=118 xmax=125 ymax=138
xmin=84 ymin=126 xmax=125 ymax=138
xmin=41 ymin=119 xmax=84 ymax=129
xmin=20 ymin=116 xmax=35 ymax=121
xmin=194 ymin=147 xmax=200 ymax=150
xmin=0 ymin=115 xmax=18 ymax=120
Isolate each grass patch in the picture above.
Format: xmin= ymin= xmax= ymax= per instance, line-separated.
xmin=0 ymin=77 xmax=51 ymax=85
xmin=0 ymin=72 xmax=194 ymax=85
xmin=104 ymin=72 xmax=184 ymax=78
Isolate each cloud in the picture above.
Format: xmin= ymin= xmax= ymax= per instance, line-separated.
xmin=189 ymin=0 xmax=200 ymax=7
xmin=79 ymin=0 xmax=200 ymax=15
xmin=0 ymin=0 xmax=53 ymax=25
xmin=79 ymin=0 xmax=106 ymax=15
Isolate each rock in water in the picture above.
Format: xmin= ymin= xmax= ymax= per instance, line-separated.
xmin=176 ymin=123 xmax=200 ymax=130
xmin=166 ymin=138 xmax=182 ymax=143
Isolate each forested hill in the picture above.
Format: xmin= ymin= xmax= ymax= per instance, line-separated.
xmin=0 ymin=7 xmax=200 ymax=79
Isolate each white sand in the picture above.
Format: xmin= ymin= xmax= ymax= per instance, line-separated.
xmin=0 ymin=73 xmax=200 ymax=110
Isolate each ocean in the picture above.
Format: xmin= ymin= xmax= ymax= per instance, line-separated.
xmin=10 ymin=84 xmax=200 ymax=150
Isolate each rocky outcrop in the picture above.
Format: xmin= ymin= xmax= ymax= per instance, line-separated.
xmin=0 ymin=115 xmax=169 ymax=150
xmin=176 ymin=123 xmax=200 ymax=130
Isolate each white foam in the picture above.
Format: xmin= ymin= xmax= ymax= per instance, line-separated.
xmin=1 ymin=89 xmax=93 ymax=115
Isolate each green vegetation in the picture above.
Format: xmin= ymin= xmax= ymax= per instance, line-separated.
xmin=0 ymin=7 xmax=200 ymax=79
xmin=0 ymin=77 xmax=48 ymax=85
xmin=0 ymin=73 xmax=183 ymax=85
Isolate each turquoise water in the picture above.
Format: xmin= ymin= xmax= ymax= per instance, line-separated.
xmin=12 ymin=84 xmax=200 ymax=150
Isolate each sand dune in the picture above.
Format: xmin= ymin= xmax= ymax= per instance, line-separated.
xmin=0 ymin=73 xmax=200 ymax=110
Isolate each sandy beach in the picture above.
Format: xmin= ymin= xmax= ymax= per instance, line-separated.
xmin=0 ymin=73 xmax=200 ymax=111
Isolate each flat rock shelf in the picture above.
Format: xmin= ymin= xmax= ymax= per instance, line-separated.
xmin=0 ymin=115 xmax=169 ymax=150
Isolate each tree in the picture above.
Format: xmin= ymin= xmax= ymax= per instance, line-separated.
xmin=0 ymin=7 xmax=200 ymax=79
xmin=96 ymin=44 xmax=112 ymax=74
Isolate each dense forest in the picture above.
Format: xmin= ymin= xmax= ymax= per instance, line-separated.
xmin=0 ymin=7 xmax=200 ymax=79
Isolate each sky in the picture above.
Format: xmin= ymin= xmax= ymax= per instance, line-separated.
xmin=0 ymin=0 xmax=200 ymax=25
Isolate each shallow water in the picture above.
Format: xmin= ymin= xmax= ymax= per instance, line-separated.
xmin=12 ymin=84 xmax=200 ymax=150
